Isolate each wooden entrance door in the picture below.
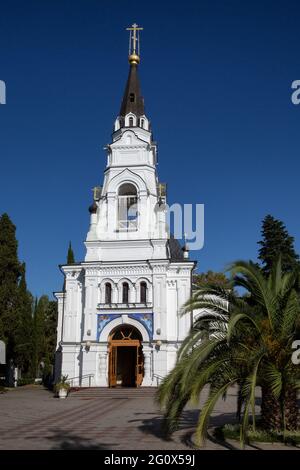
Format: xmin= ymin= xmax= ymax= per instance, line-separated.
xmin=108 ymin=326 xmax=144 ymax=387
xmin=109 ymin=345 xmax=117 ymax=387
xmin=136 ymin=345 xmax=144 ymax=387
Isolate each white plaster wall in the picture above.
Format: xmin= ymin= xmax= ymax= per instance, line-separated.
xmin=61 ymin=345 xmax=81 ymax=385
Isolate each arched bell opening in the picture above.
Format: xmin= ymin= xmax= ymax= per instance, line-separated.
xmin=108 ymin=325 xmax=144 ymax=388
xmin=118 ymin=183 xmax=138 ymax=231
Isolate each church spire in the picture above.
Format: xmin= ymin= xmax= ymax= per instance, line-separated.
xmin=119 ymin=23 xmax=145 ymax=120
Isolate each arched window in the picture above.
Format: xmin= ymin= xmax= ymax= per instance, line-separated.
xmin=129 ymin=117 xmax=134 ymax=127
xmin=122 ymin=282 xmax=129 ymax=303
xmin=118 ymin=183 xmax=138 ymax=231
xmin=140 ymin=118 xmax=144 ymax=128
xmin=140 ymin=282 xmax=147 ymax=303
xmin=105 ymin=283 xmax=112 ymax=304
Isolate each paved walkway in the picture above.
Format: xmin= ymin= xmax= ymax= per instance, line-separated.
xmin=0 ymin=385 xmax=298 ymax=450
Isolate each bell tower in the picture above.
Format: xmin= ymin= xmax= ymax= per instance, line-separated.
xmin=55 ymin=25 xmax=196 ymax=388
xmin=85 ymin=23 xmax=168 ymax=262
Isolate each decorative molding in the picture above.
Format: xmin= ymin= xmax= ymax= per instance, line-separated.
xmin=168 ymin=268 xmax=191 ymax=276
xmin=97 ymin=302 xmax=153 ymax=309
xmin=85 ymin=269 xmax=100 ymax=276
xmin=98 ymin=266 xmax=150 ymax=276
xmin=166 ymin=280 xmax=177 ymax=287
xmin=112 ymin=144 xmax=147 ymax=150
xmin=151 ymin=265 xmax=168 ymax=274
xmin=65 ymin=270 xmax=83 ymax=280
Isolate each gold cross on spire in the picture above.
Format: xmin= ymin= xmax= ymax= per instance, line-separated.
xmin=126 ymin=23 xmax=143 ymax=64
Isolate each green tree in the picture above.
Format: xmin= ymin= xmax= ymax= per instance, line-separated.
xmin=258 ymin=215 xmax=299 ymax=276
xmin=14 ymin=264 xmax=34 ymax=374
xmin=32 ymin=295 xmax=57 ymax=379
xmin=44 ymin=300 xmax=58 ymax=376
xmin=0 ymin=213 xmax=22 ymax=363
xmin=157 ymin=258 xmax=300 ymax=447
xmin=193 ymin=270 xmax=232 ymax=290
xmin=67 ymin=241 xmax=75 ymax=264
xmin=33 ymin=296 xmax=47 ymax=376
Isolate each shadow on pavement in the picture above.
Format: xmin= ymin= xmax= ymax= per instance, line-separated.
xmin=47 ymin=429 xmax=115 ymax=450
xmin=128 ymin=408 xmax=202 ymax=442
xmin=129 ymin=408 xmax=238 ymax=450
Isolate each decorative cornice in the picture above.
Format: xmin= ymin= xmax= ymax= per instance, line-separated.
xmin=85 ymin=264 xmax=151 ymax=277
xmin=97 ymin=302 xmax=153 ymax=309
xmin=168 ymin=268 xmax=192 ymax=275
xmin=112 ymin=144 xmax=147 ymax=150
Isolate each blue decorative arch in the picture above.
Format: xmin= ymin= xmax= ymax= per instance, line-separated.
xmin=97 ymin=314 xmax=121 ymax=341
xmin=128 ymin=313 xmax=153 ymax=340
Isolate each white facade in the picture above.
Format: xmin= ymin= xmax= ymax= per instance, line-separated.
xmin=54 ymin=53 xmax=195 ymax=387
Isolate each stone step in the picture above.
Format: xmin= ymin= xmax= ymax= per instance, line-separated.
xmin=69 ymin=386 xmax=157 ymax=398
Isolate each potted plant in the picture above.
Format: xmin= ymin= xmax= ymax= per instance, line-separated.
xmin=54 ymin=375 xmax=70 ymax=399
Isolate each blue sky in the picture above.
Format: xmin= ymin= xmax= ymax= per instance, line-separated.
xmin=0 ymin=0 xmax=300 ymax=297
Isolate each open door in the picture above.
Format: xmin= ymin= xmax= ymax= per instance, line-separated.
xmin=109 ymin=345 xmax=117 ymax=387
xmin=108 ymin=325 xmax=144 ymax=387
xmin=136 ymin=345 xmax=144 ymax=387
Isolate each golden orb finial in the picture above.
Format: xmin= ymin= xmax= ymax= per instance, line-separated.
xmin=129 ymin=53 xmax=140 ymax=65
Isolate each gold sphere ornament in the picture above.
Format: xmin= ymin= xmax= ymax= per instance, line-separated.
xmin=129 ymin=53 xmax=140 ymax=65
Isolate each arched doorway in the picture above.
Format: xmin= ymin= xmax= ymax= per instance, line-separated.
xmin=108 ymin=325 xmax=144 ymax=387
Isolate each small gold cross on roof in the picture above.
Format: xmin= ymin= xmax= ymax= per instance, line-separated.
xmin=126 ymin=23 xmax=143 ymax=56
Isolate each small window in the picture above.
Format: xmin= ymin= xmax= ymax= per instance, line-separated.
xmin=129 ymin=117 xmax=134 ymax=127
xmin=130 ymin=93 xmax=135 ymax=102
xmin=140 ymin=282 xmax=147 ymax=303
xmin=105 ymin=283 xmax=112 ymax=304
xmin=122 ymin=282 xmax=129 ymax=303
xmin=140 ymin=119 xmax=144 ymax=128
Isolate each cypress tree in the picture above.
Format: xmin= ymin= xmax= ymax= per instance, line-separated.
xmin=32 ymin=297 xmax=38 ymax=377
xmin=258 ymin=215 xmax=299 ymax=275
xmin=15 ymin=263 xmax=34 ymax=374
xmin=43 ymin=300 xmax=58 ymax=383
xmin=32 ymin=295 xmax=58 ymax=382
xmin=32 ymin=296 xmax=48 ymax=377
xmin=67 ymin=241 xmax=75 ymax=264
xmin=0 ymin=213 xmax=22 ymax=363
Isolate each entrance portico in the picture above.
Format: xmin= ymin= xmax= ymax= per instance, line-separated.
xmin=96 ymin=314 xmax=153 ymax=387
xmin=108 ymin=325 xmax=143 ymax=387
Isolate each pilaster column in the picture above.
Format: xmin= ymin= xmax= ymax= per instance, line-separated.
xmin=130 ymin=284 xmax=136 ymax=303
xmin=106 ymin=193 xmax=116 ymax=237
xmin=99 ymin=351 xmax=108 ymax=386
xmin=142 ymin=348 xmax=152 ymax=386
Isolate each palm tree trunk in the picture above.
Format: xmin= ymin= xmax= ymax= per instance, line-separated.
xmin=284 ymin=388 xmax=298 ymax=430
xmin=261 ymin=386 xmax=282 ymax=430
xmin=261 ymin=387 xmax=299 ymax=431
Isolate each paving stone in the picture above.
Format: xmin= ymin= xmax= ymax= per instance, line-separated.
xmin=0 ymin=385 xmax=298 ymax=450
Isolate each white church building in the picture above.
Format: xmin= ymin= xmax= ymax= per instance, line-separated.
xmin=54 ymin=25 xmax=196 ymax=387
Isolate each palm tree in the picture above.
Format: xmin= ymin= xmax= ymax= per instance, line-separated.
xmin=157 ymin=259 xmax=300 ymax=447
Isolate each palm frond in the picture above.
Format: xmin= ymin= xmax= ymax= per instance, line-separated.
xmin=195 ymin=379 xmax=237 ymax=446
xmin=280 ymin=289 xmax=299 ymax=339
xmin=264 ymin=363 xmax=282 ymax=399
xmin=228 ymin=260 xmax=277 ymax=330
